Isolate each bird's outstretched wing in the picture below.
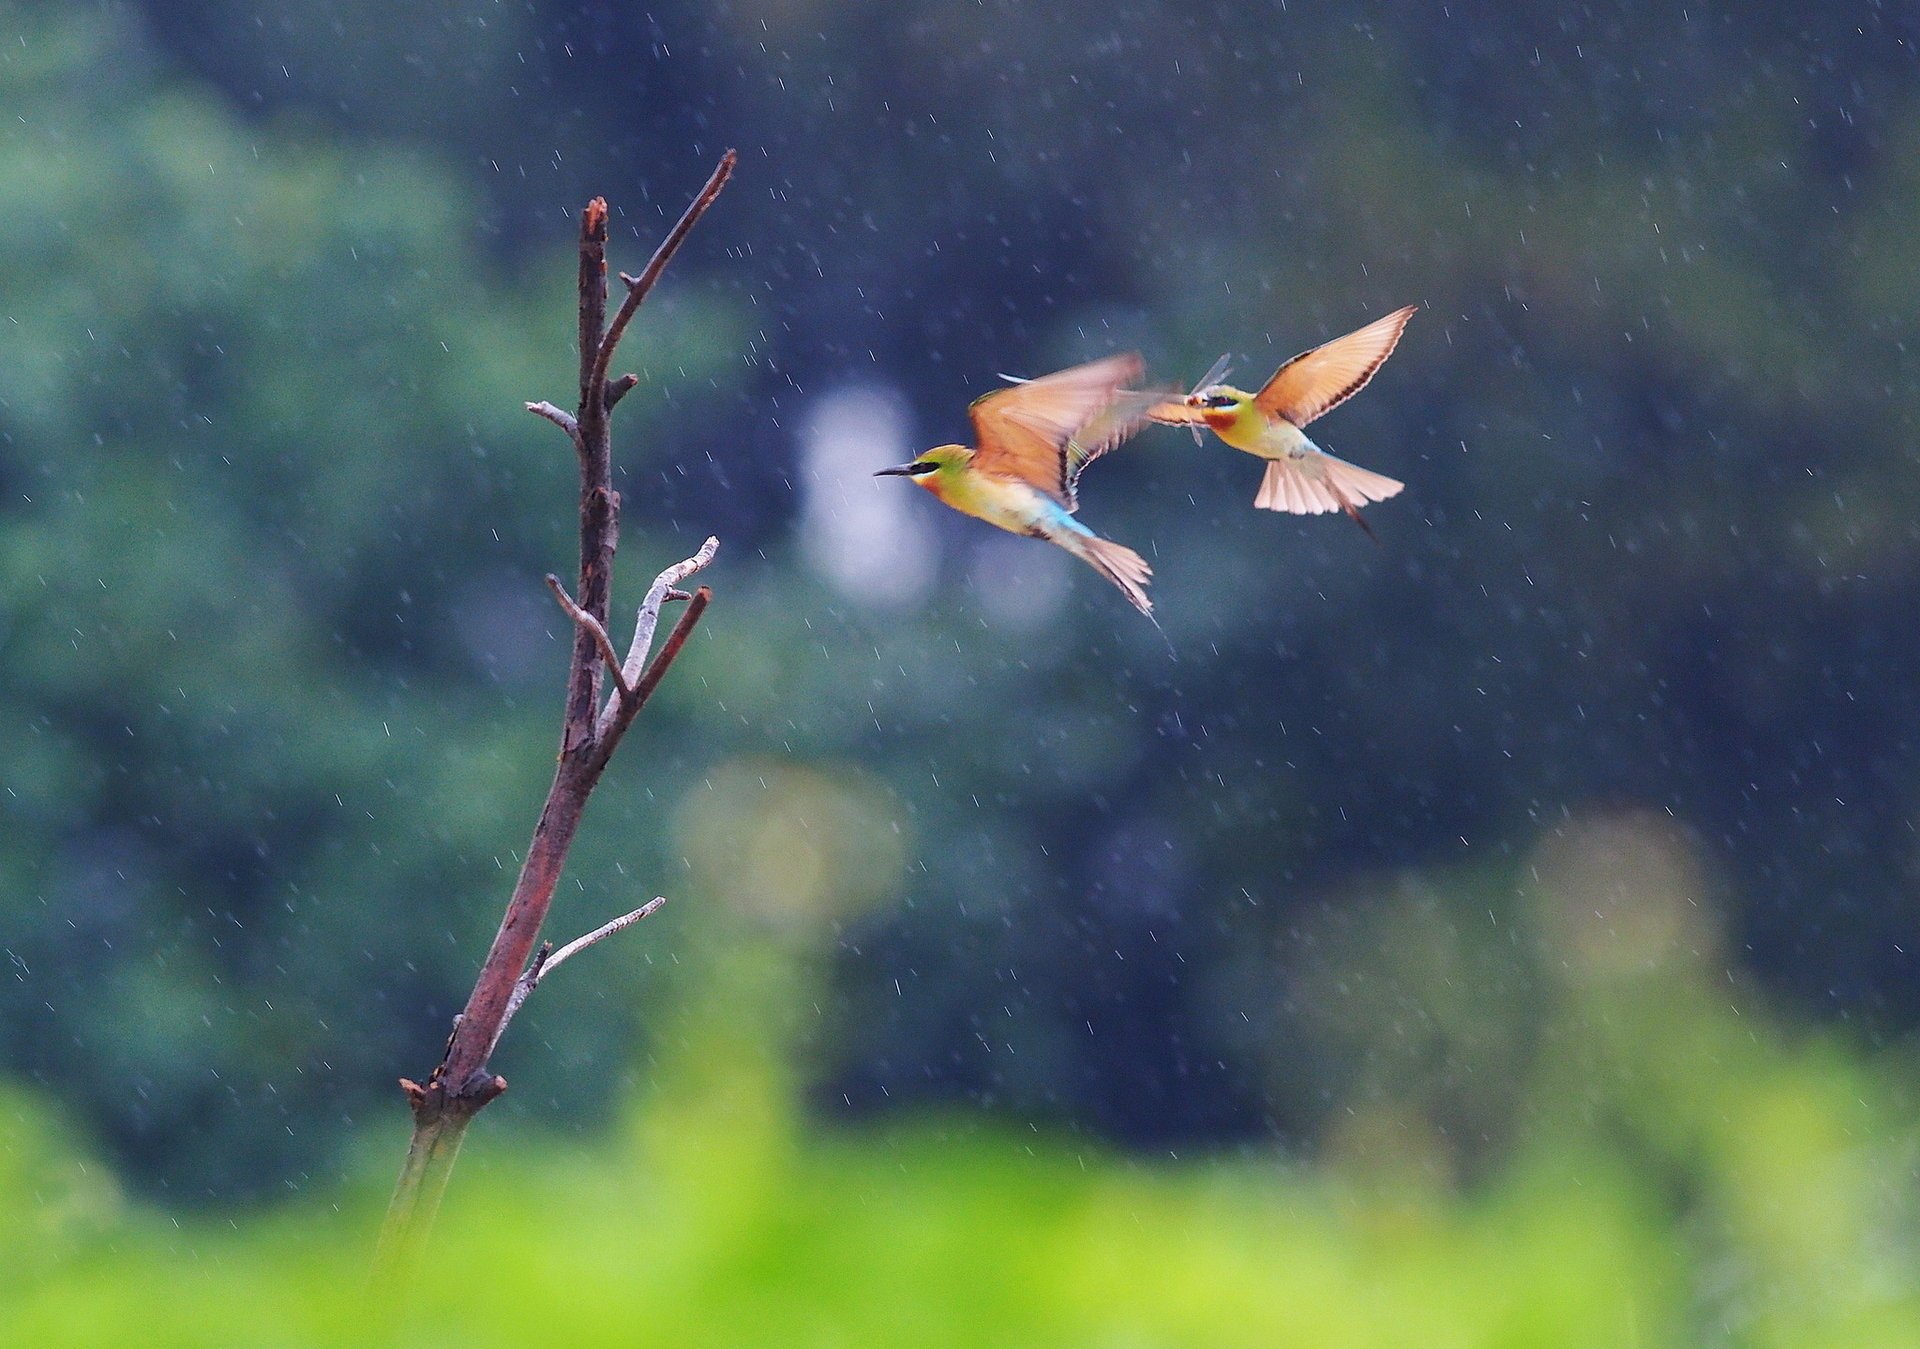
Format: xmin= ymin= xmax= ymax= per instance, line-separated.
xmin=969 ymin=352 xmax=1145 ymax=509
xmin=1254 ymin=305 xmax=1416 ymax=426
xmin=1062 ymin=386 xmax=1171 ymax=506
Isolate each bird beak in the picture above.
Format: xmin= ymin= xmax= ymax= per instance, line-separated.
xmin=873 ymin=464 xmax=916 ymax=477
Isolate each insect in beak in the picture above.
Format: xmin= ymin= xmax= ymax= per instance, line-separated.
xmin=1182 ymin=354 xmax=1234 ymax=443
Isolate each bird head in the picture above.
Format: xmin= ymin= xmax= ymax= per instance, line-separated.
xmin=874 ymin=443 xmax=972 ymax=492
xmin=1150 ymin=354 xmax=1248 ymax=443
xmin=1186 ymin=383 xmax=1256 ymax=432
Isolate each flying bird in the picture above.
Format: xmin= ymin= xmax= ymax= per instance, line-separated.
xmin=875 ymin=353 xmax=1160 ymax=616
xmin=1150 ymin=306 xmax=1417 ymax=538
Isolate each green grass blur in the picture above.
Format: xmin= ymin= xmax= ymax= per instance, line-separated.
xmin=10 ymin=820 xmax=1920 ymax=1347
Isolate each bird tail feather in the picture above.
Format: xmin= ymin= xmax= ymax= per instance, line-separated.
xmin=1254 ymin=454 xmax=1403 ymax=518
xmin=1074 ymin=534 xmax=1154 ymax=617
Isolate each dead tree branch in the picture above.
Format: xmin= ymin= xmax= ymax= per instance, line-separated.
xmin=628 ymin=587 xmax=710 ymax=719
xmin=525 ymin=399 xmax=582 ymax=446
xmin=621 ymin=535 xmax=720 ymax=689
xmin=604 ymin=373 xmax=641 ymax=410
xmin=589 ymin=163 xmax=735 ymax=401
xmin=374 ymin=150 xmax=737 ymax=1289
xmin=547 ymin=574 xmax=633 ymax=700
xmin=596 ymin=536 xmax=719 ymax=741
xmin=489 ymin=897 xmax=669 ymax=1058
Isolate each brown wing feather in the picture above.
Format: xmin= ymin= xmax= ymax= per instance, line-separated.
xmin=1254 ymin=305 xmax=1416 ymax=426
xmin=969 ymin=352 xmax=1144 ymax=507
xmin=1061 ymin=386 xmax=1171 ymax=506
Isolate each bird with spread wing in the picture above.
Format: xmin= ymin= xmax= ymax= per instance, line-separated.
xmin=1149 ymin=306 xmax=1416 ymax=538
xmin=875 ymin=353 xmax=1162 ymax=616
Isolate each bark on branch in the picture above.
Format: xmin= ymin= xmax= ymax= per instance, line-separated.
xmin=374 ymin=151 xmax=737 ymax=1289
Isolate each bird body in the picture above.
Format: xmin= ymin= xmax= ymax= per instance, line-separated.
xmin=1189 ymin=398 xmax=1313 ymax=457
xmin=877 ymin=354 xmax=1159 ymax=615
xmin=1193 ymin=403 xmax=1406 ymax=524
xmin=913 ymin=448 xmax=1154 ymax=611
xmin=1150 ymin=305 xmax=1416 ymax=536
xmin=910 ymin=445 xmax=1082 ymax=537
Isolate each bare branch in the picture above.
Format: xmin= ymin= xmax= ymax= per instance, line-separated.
xmin=381 ymin=163 xmax=734 ymax=1293
xmin=546 ymin=575 xmax=633 ymax=701
xmin=555 ymin=151 xmax=731 ymax=751
xmin=604 ymin=373 xmax=640 ymax=410
xmin=598 ymin=540 xmax=718 ymax=742
xmin=594 ymin=586 xmax=712 ymax=754
xmin=621 ymin=537 xmax=719 ymax=686
xmin=631 ymin=587 xmax=710 ymax=712
xmin=546 ymin=896 xmax=668 ymax=975
xmin=561 ymin=198 xmax=617 ymax=754
xmin=430 ymin=169 xmax=731 ymax=1104
xmin=587 ymin=150 xmax=737 ymax=402
xmin=525 ymin=400 xmax=581 ymax=445
xmin=578 ymin=197 xmax=609 ymax=411
xmin=489 ymin=897 xmax=668 ymax=1058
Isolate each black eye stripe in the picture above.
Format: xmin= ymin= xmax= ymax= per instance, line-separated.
xmin=910 ymin=462 xmax=939 ymax=476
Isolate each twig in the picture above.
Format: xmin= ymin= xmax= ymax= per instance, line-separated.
xmin=632 ymin=587 xmax=710 ymax=712
xmin=604 ymin=373 xmax=640 ymax=410
xmin=547 ymin=575 xmax=633 ymax=699
xmin=588 ymin=151 xmax=737 ymax=404
xmin=489 ymin=897 xmax=668 ymax=1058
xmin=525 ymin=400 xmax=581 ymax=445
xmin=544 ymin=896 xmax=666 ymax=979
xmin=376 ymin=154 xmax=735 ymax=1294
xmin=621 ymin=536 xmax=718 ymax=688
xmin=595 ymin=585 xmax=712 ymax=748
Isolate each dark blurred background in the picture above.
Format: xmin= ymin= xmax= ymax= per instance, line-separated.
xmin=3 ymin=0 xmax=1917 ymax=1236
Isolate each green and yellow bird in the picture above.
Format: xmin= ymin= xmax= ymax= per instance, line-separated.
xmin=875 ymin=353 xmax=1159 ymax=616
xmin=1149 ymin=306 xmax=1417 ymax=538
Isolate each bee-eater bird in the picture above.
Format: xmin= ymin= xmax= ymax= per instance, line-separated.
xmin=1149 ymin=305 xmax=1417 ymax=539
xmin=875 ymin=352 xmax=1159 ymax=616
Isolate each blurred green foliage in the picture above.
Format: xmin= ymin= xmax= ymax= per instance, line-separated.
xmin=11 ymin=850 xmax=1920 ymax=1346
xmin=0 ymin=0 xmax=741 ymax=1195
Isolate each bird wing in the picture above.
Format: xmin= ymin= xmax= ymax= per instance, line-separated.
xmin=1061 ymin=386 xmax=1168 ymax=507
xmin=1253 ymin=305 xmax=1416 ymax=426
xmin=969 ymin=352 xmax=1145 ymax=509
